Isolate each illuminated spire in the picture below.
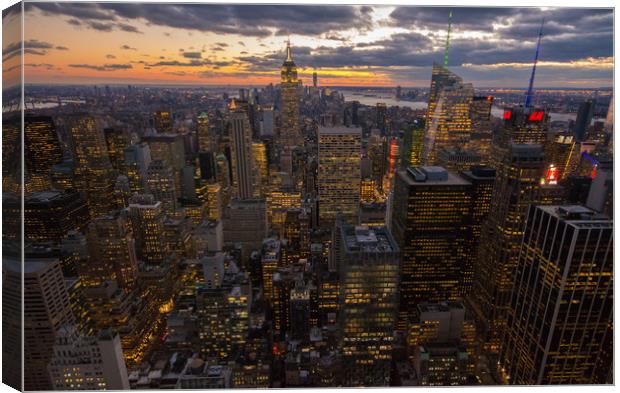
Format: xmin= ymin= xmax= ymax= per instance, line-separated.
xmin=524 ymin=18 xmax=544 ymax=108
xmin=286 ymin=38 xmax=292 ymax=61
xmin=443 ymin=11 xmax=453 ymax=67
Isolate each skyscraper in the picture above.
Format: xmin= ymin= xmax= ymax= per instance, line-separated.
xmin=104 ymin=127 xmax=129 ymax=173
xmin=336 ymin=225 xmax=400 ymax=387
xmin=471 ymin=145 xmax=545 ymax=354
xmin=459 ymin=167 xmax=495 ymax=295
xmin=401 ymin=119 xmax=425 ymax=168
xmin=279 ymin=41 xmax=301 ymax=149
xmin=196 ymin=112 xmax=217 ymax=152
xmin=22 ymin=190 xmax=90 ymax=244
xmin=127 ymin=194 xmax=168 ymax=266
xmin=229 ymin=108 xmax=254 ymax=200
xmin=146 ymin=159 xmax=178 ymax=215
xmin=500 ymin=205 xmax=613 ymax=384
xmin=574 ymin=99 xmax=596 ymax=141
xmin=19 ymin=257 xmax=75 ymax=390
xmin=24 ymin=115 xmax=63 ymax=192
xmin=153 ymin=110 xmax=173 ymax=133
xmin=123 ymin=142 xmax=152 ymax=194
xmin=390 ymin=166 xmax=473 ymax=329
xmin=48 ymin=326 xmax=130 ymax=390
xmin=422 ymin=68 xmax=474 ymax=165
xmin=497 ymin=106 xmax=549 ymax=147
xmin=67 ymin=116 xmax=116 ymax=219
xmin=84 ymin=211 xmax=138 ymax=290
xmin=318 ymin=126 xmax=361 ymax=226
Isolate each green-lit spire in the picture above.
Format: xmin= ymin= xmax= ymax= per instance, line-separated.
xmin=443 ymin=11 xmax=453 ymax=67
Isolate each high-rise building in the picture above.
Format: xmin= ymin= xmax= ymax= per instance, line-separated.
xmin=267 ymin=186 xmax=301 ymax=236
xmin=67 ymin=116 xmax=116 ymax=219
xmin=123 ymin=142 xmax=152 ymax=194
xmin=84 ymin=211 xmax=138 ymax=290
xmin=197 ymin=112 xmax=217 ymax=152
xmin=48 ymin=326 xmax=130 ymax=390
xmin=142 ymin=133 xmax=185 ymax=195
xmin=318 ymin=126 xmax=361 ymax=226
xmin=459 ymin=167 xmax=495 ymax=295
xmin=104 ymin=127 xmax=129 ymax=173
xmin=401 ymin=119 xmax=425 ymax=168
xmin=229 ymin=109 xmax=254 ymax=200
xmin=22 ymin=190 xmax=90 ymax=244
xmin=376 ymin=103 xmax=388 ymax=132
xmin=205 ymin=182 xmax=222 ymax=221
xmin=279 ymin=41 xmax=301 ymax=149
xmin=252 ymin=141 xmax=268 ymax=196
xmin=336 ymin=225 xmax=400 ymax=387
xmin=153 ymin=110 xmax=173 ymax=133
xmin=260 ymin=106 xmax=275 ymax=137
xmin=24 ymin=115 xmax=63 ymax=192
xmin=223 ymin=198 xmax=268 ymax=260
xmin=574 ymin=99 xmax=596 ymax=141
xmin=468 ymin=96 xmax=494 ymax=163
xmin=20 ymin=257 xmax=75 ymax=390
xmin=545 ymin=132 xmax=578 ymax=181
xmin=471 ymin=145 xmax=545 ymax=354
xmin=500 ymin=205 xmax=613 ymax=384
xmin=390 ymin=166 xmax=473 ymax=329
xmin=127 ymin=194 xmax=168 ymax=265
xmin=423 ymin=63 xmax=473 ymax=165
xmin=312 ymin=71 xmax=318 ymax=88
xmin=497 ymin=106 xmax=548 ymax=147
xmin=146 ymin=159 xmax=178 ymax=214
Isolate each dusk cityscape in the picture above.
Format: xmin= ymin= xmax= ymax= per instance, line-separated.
xmin=1 ymin=2 xmax=615 ymax=390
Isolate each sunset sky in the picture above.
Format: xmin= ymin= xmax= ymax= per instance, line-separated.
xmin=3 ymin=2 xmax=614 ymax=88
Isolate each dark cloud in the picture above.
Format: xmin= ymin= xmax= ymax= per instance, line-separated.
xmin=182 ymin=52 xmax=202 ymax=59
xmin=28 ymin=3 xmax=373 ymax=37
xmin=3 ymin=39 xmax=56 ymax=61
xmin=87 ymin=21 xmax=114 ymax=32
xmin=69 ymin=63 xmax=133 ymax=71
xmin=117 ymin=23 xmax=142 ymax=33
xmin=106 ymin=54 xmax=116 ymax=59
xmin=27 ymin=2 xmax=116 ymax=20
xmin=67 ymin=18 xmax=81 ymax=26
xmin=55 ymin=46 xmax=69 ymax=50
xmin=147 ymin=59 xmax=236 ymax=68
xmin=121 ymin=45 xmax=137 ymax=51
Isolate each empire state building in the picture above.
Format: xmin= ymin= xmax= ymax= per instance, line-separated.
xmin=279 ymin=41 xmax=301 ymax=149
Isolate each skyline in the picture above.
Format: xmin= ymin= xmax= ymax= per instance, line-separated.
xmin=3 ymin=3 xmax=614 ymax=88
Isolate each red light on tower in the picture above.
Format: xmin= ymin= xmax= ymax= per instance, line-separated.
xmin=545 ymin=164 xmax=558 ymax=185
xmin=528 ymin=111 xmax=544 ymax=121
xmin=486 ymin=96 xmax=493 ymax=101
xmin=503 ymin=110 xmax=512 ymax=120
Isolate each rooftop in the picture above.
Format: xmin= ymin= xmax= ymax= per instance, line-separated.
xmin=318 ymin=126 xmax=362 ymax=135
xmin=400 ymin=166 xmax=470 ymax=186
xmin=342 ymin=225 xmax=398 ymax=254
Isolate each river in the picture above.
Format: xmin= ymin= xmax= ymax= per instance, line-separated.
xmin=340 ymin=91 xmax=578 ymax=123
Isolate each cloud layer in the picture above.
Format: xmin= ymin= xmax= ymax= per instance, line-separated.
xmin=21 ymin=4 xmax=613 ymax=87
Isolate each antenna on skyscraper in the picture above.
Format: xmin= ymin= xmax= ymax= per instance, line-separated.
xmin=443 ymin=10 xmax=453 ymax=67
xmin=524 ymin=18 xmax=545 ymax=108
